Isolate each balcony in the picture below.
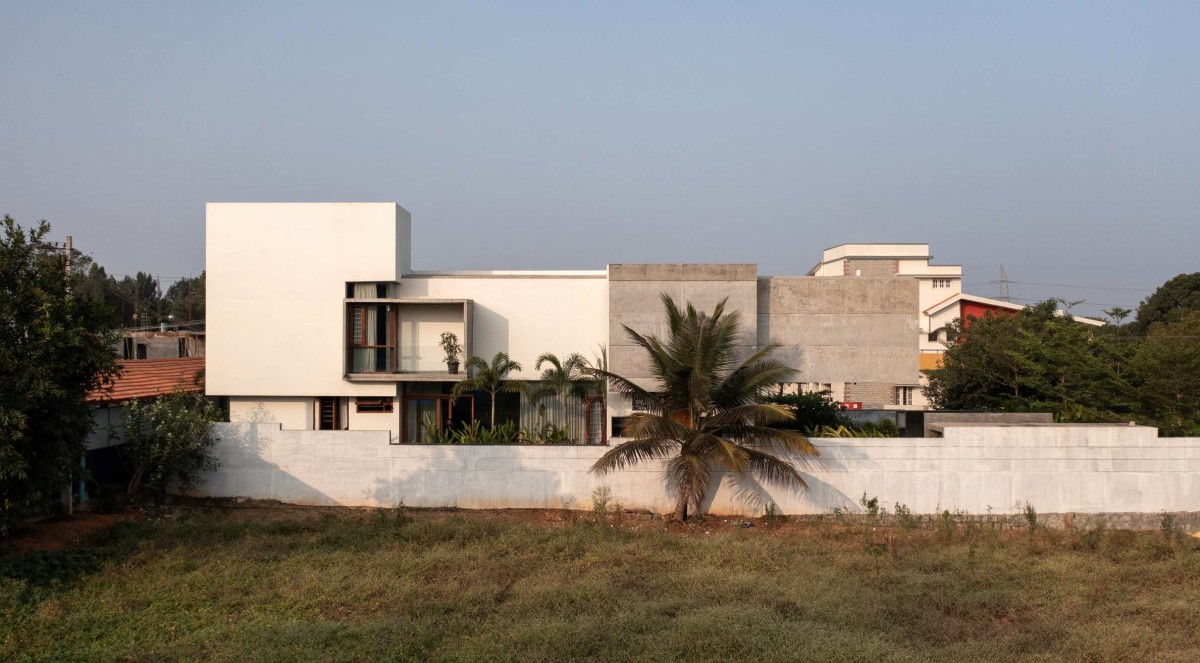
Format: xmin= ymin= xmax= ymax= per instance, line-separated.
xmin=344 ymin=298 xmax=472 ymax=382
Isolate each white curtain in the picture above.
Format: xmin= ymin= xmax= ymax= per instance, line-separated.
xmin=353 ymin=284 xmax=379 ymax=371
xmin=520 ymin=385 xmax=586 ymax=443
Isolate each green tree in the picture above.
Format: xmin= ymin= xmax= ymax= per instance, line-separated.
xmin=587 ymin=294 xmax=817 ymax=522
xmin=120 ymin=390 xmax=221 ymax=502
xmin=1128 ymin=310 xmax=1200 ymax=435
xmin=164 ymin=271 xmax=205 ymax=324
xmin=0 ymin=216 xmax=120 ymax=534
xmin=765 ymin=389 xmax=847 ymax=430
xmin=925 ymin=300 xmax=1132 ymax=421
xmin=1134 ymin=272 xmax=1200 ymax=334
xmin=450 ymin=352 xmax=530 ymax=429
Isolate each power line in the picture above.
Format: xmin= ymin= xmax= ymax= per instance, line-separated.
xmin=968 ymin=279 xmax=1150 ymax=293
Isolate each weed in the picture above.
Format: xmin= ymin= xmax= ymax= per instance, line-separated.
xmin=591 ymin=486 xmax=612 ymax=523
xmin=1159 ymin=511 xmax=1181 ymax=542
xmin=859 ymin=494 xmax=887 ymax=522
xmin=763 ymin=502 xmax=784 ymax=527
xmin=893 ymin=502 xmax=919 ymax=531
xmin=560 ymin=496 xmax=576 ymax=523
xmin=937 ymin=510 xmax=956 ymax=541
xmin=1021 ymin=502 xmax=1038 ymax=531
xmin=394 ymin=499 xmax=411 ymax=527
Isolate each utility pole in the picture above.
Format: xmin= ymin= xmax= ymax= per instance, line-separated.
xmin=61 ymin=236 xmax=77 ymax=514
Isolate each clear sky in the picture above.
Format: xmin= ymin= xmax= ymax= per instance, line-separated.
xmin=2 ymin=1 xmax=1196 ymax=319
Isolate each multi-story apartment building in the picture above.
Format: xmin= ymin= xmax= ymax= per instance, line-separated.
xmin=206 ymin=204 xmax=1003 ymax=441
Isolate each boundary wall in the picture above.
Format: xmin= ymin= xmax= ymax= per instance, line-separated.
xmin=194 ymin=423 xmax=1200 ymax=516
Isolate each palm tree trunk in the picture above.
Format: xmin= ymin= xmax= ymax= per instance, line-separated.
xmin=490 ymin=388 xmax=497 ymax=430
xmin=673 ymin=488 xmax=689 ymax=523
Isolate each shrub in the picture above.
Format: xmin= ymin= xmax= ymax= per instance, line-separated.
xmin=120 ymin=391 xmax=221 ymax=502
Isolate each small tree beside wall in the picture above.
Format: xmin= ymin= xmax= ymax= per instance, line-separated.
xmin=120 ymin=391 xmax=221 ymax=503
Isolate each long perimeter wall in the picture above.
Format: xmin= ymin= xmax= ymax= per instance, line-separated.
xmin=194 ymin=423 xmax=1200 ymax=516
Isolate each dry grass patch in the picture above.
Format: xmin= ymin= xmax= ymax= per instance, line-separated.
xmin=2 ymin=506 xmax=1199 ymax=662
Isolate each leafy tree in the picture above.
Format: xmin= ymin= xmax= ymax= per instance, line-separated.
xmin=120 ymin=390 xmax=221 ymax=502
xmin=450 ymin=352 xmax=530 ymax=429
xmin=1128 ymin=310 xmax=1200 ymax=435
xmin=587 ymin=294 xmax=817 ymax=522
xmin=925 ymin=300 xmax=1133 ymax=421
xmin=1134 ymin=272 xmax=1200 ymax=334
xmin=0 ymin=216 xmax=120 ymax=534
xmin=765 ymin=390 xmax=846 ymax=430
xmin=164 ymin=272 xmax=205 ymax=324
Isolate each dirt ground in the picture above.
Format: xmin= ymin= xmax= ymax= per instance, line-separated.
xmin=2 ymin=511 xmax=143 ymax=554
xmin=5 ymin=498 xmax=1198 ymax=555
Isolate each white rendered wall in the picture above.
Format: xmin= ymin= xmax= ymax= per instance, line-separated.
xmin=230 ymin=397 xmax=314 ymax=430
xmin=195 ymin=423 xmax=1200 ymax=516
xmin=206 ymin=203 xmax=408 ymax=399
xmin=396 ymin=275 xmax=608 ymax=379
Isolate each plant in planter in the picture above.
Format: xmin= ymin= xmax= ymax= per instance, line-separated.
xmin=440 ymin=332 xmax=463 ymax=374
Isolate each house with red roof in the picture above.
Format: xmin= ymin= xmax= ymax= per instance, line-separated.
xmin=83 ymin=356 xmax=207 ymax=488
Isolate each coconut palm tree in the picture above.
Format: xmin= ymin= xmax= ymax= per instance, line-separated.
xmin=450 ymin=351 xmax=529 ymax=430
xmin=586 ymin=294 xmax=818 ymax=522
xmin=533 ymin=352 xmax=591 ymax=427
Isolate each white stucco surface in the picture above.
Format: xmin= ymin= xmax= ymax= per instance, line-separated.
xmin=194 ymin=423 xmax=1200 ymax=516
xmin=395 ymin=275 xmax=608 ymax=379
xmin=206 ymin=203 xmax=408 ymax=398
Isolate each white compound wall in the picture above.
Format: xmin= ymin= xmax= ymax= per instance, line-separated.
xmin=193 ymin=423 xmax=1200 ymax=516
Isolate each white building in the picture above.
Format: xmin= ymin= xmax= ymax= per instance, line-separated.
xmin=207 ymin=204 xmax=999 ymax=440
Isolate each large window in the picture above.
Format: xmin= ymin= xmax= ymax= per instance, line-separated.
xmin=403 ymin=394 xmax=474 ymax=443
xmin=349 ymin=303 xmax=396 ymax=372
xmin=896 ymin=386 xmax=914 ymax=406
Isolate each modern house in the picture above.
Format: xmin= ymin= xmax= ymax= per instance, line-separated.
xmin=206 ymin=203 xmax=1043 ymax=441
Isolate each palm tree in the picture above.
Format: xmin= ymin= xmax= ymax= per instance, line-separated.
xmin=450 ymin=352 xmax=529 ymax=430
xmin=586 ymin=294 xmax=818 ymax=522
xmin=533 ymin=352 xmax=591 ymax=430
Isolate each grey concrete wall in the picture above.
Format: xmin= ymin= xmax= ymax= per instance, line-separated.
xmin=844 ymin=258 xmax=898 ymax=276
xmin=608 ymin=264 xmax=759 ymax=389
xmin=922 ymin=412 xmax=1053 ymax=438
xmin=757 ymin=276 xmax=919 ymax=385
xmin=195 ymin=423 xmax=1200 ymax=518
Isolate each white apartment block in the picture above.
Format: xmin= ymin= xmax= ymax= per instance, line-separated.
xmin=207 ymin=204 xmax=993 ymax=442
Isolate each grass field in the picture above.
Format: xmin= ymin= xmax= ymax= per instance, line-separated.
xmin=3 ymin=504 xmax=1199 ymax=662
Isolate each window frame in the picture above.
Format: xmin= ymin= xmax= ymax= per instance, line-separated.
xmin=355 ymin=397 xmax=394 ymax=414
xmin=315 ymin=397 xmax=342 ymax=430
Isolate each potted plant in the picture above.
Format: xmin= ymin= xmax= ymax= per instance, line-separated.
xmin=440 ymin=332 xmax=462 ymax=374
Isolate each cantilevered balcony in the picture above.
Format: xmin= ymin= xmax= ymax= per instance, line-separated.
xmin=344 ymin=298 xmax=472 ymax=382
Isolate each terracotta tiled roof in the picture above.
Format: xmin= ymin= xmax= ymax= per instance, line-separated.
xmin=88 ymin=357 xmax=206 ymax=405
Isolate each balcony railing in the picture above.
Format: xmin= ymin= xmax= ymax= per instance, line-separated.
xmin=350 ymin=344 xmax=447 ymax=374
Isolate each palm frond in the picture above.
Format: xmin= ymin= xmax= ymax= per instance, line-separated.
xmin=620 ymin=412 xmax=692 ymax=441
xmin=742 ymin=446 xmax=808 ymax=490
xmin=667 ymin=453 xmax=711 ymax=510
xmin=592 ymin=437 xmax=680 ymax=474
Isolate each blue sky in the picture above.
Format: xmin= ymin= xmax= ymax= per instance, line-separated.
xmin=2 ymin=2 xmax=1197 ymax=318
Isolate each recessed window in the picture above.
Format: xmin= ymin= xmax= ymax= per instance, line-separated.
xmin=316 ymin=397 xmax=341 ymax=430
xmin=896 ymin=386 xmax=914 ymax=406
xmin=356 ymin=397 xmax=394 ymax=414
xmin=932 ymin=278 xmax=953 ymax=289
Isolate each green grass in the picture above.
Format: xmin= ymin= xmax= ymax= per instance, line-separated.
xmin=2 ymin=506 xmax=1199 ymax=662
